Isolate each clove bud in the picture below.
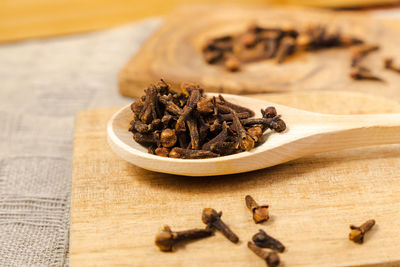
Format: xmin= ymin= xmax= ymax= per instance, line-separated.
xmin=245 ymin=195 xmax=269 ymax=223
xmin=202 ymin=208 xmax=239 ymax=243
xmin=349 ymin=219 xmax=375 ymax=244
xmin=248 ymin=241 xmax=280 ymax=267
xmin=155 ymin=225 xmax=213 ymax=252
xmin=252 ymin=229 xmax=285 ymax=252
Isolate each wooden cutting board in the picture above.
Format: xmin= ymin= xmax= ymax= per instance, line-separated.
xmin=71 ymin=91 xmax=400 ymax=267
xmin=119 ymin=5 xmax=400 ymax=100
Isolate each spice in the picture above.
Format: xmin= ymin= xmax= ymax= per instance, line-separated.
xmin=129 ymin=80 xmax=287 ymax=159
xmin=349 ymin=45 xmax=381 ymax=81
xmin=245 ymin=195 xmax=269 ymax=223
xmin=275 ymin=36 xmax=296 ymax=64
xmin=350 ymin=44 xmax=379 ymax=67
xmin=155 ymin=147 xmax=169 ymax=157
xmin=248 ymin=241 xmax=280 ymax=267
xmin=252 ymin=229 xmax=285 ymax=252
xmin=202 ymin=23 xmax=364 ymax=72
xmin=350 ymin=66 xmax=383 ymax=81
xmin=202 ymin=208 xmax=239 ymax=243
xmin=384 ymin=58 xmax=400 ymax=73
xmin=160 ymin=129 xmax=177 ymax=148
xmin=261 ymin=107 xmax=277 ymax=118
xmin=225 ymin=57 xmax=240 ymax=71
xmin=155 ymin=225 xmax=213 ymax=252
xmin=349 ymin=219 xmax=375 ymax=244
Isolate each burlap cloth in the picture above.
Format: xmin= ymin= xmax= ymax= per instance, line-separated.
xmin=0 ymin=18 xmax=161 ymax=266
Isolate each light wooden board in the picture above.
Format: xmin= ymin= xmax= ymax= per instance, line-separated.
xmin=71 ymin=91 xmax=400 ymax=267
xmin=119 ymin=5 xmax=400 ymax=100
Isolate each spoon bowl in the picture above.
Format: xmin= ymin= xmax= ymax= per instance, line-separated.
xmin=107 ymin=93 xmax=400 ymax=176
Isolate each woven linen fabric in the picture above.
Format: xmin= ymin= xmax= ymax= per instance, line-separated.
xmin=0 ymin=18 xmax=161 ymax=267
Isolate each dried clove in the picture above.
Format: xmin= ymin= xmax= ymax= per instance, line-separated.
xmin=248 ymin=241 xmax=280 ymax=267
xmin=261 ymin=107 xmax=277 ymax=119
xmin=155 ymin=147 xmax=169 ymax=157
xmin=349 ymin=219 xmax=375 ymax=244
xmin=155 ymin=225 xmax=213 ymax=252
xmin=269 ymin=116 xmax=287 ymax=132
xmin=225 ymin=57 xmax=240 ymax=72
xmin=129 ymin=80 xmax=287 ymax=159
xmin=175 ymin=88 xmax=201 ymax=132
xmin=139 ymin=87 xmax=159 ymax=124
xmin=132 ymin=132 xmax=159 ymax=145
xmin=217 ymin=95 xmax=255 ymax=117
xmin=247 ymin=126 xmax=263 ymax=143
xmin=160 ymin=129 xmax=177 ymax=148
xmin=240 ymin=32 xmax=257 ymax=47
xmin=264 ymin=31 xmax=281 ymax=58
xmin=245 ymin=195 xmax=269 ymax=223
xmin=252 ymin=229 xmax=285 ymax=252
xmin=169 ymin=147 xmax=219 ymax=159
xmin=275 ymin=36 xmax=296 ymax=64
xmin=384 ymin=58 xmax=400 ymax=73
xmin=231 ymin=108 xmax=255 ymax=151
xmin=350 ymin=44 xmax=379 ymax=67
xmin=197 ymin=97 xmax=214 ymax=114
xmin=202 ymin=208 xmax=239 ymax=243
xmin=350 ymin=66 xmax=383 ymax=81
xmin=202 ymin=121 xmax=228 ymax=151
xmin=187 ymin=116 xmax=200 ymax=150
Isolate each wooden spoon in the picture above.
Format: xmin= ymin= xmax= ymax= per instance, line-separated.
xmin=107 ymin=93 xmax=400 ymax=176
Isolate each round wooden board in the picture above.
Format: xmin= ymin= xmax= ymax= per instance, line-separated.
xmin=119 ymin=5 xmax=400 ymax=100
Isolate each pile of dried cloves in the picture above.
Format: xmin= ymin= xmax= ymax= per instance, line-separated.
xmin=202 ymin=23 xmax=363 ymax=71
xmin=129 ymin=80 xmax=286 ymax=159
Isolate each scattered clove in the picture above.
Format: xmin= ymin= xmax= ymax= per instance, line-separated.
xmin=384 ymin=58 xmax=400 ymax=73
xmin=349 ymin=219 xmax=376 ymax=244
xmin=349 ymin=45 xmax=382 ymax=81
xmin=129 ymin=80 xmax=287 ymax=159
xmin=252 ymin=229 xmax=285 ymax=252
xmin=350 ymin=44 xmax=379 ymax=67
xmin=245 ymin=195 xmax=269 ymax=223
xmin=350 ymin=66 xmax=383 ymax=81
xmin=202 ymin=208 xmax=239 ymax=243
xmin=275 ymin=36 xmax=296 ymax=64
xmin=155 ymin=225 xmax=213 ymax=252
xmin=225 ymin=57 xmax=240 ymax=72
xmin=248 ymin=241 xmax=280 ymax=267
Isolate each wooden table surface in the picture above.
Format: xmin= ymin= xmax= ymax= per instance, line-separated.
xmin=1 ymin=0 xmax=399 ymax=43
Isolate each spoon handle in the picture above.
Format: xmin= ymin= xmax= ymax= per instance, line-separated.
xmin=320 ymin=113 xmax=400 ymax=150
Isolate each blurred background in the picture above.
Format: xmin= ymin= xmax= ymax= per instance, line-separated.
xmin=1 ymin=0 xmax=400 ymax=43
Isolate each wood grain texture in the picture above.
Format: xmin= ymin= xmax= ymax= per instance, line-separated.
xmin=71 ymin=91 xmax=400 ymax=266
xmin=119 ymin=5 xmax=400 ymax=100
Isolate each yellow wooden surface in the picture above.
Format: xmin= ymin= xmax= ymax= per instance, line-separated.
xmin=1 ymin=0 xmax=399 ymax=43
xmin=71 ymin=91 xmax=400 ymax=266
